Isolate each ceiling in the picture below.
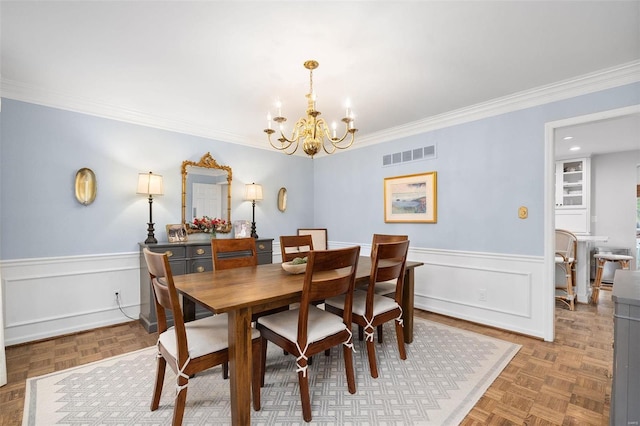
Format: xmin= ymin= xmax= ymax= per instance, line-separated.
xmin=1 ymin=1 xmax=639 ymax=155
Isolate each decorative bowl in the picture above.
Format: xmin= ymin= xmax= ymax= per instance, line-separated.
xmin=281 ymin=261 xmax=307 ymax=274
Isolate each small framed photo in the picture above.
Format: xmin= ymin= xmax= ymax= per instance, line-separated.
xmin=384 ymin=171 xmax=437 ymax=223
xmin=233 ymin=220 xmax=251 ymax=238
xmin=166 ymin=224 xmax=188 ymax=243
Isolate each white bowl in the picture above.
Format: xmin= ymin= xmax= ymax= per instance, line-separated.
xmin=281 ymin=261 xmax=307 ymax=274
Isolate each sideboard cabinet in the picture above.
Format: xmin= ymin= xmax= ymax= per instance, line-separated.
xmin=139 ymin=238 xmax=273 ymax=332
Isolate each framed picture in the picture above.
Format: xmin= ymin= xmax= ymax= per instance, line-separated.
xmin=384 ymin=171 xmax=437 ymax=223
xmin=233 ymin=220 xmax=251 ymax=238
xmin=166 ymin=224 xmax=188 ymax=243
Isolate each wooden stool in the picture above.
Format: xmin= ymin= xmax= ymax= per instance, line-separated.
xmin=590 ymin=253 xmax=633 ymax=304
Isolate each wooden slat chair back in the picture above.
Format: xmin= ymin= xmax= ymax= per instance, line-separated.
xmin=326 ymin=240 xmax=410 ymax=378
xmin=211 ymin=238 xmax=258 ymax=270
xmin=280 ymin=234 xmax=314 ymax=262
xmin=256 ymin=246 xmax=360 ymax=422
xmin=143 ymin=248 xmax=262 ymax=426
xmin=555 ymin=229 xmax=577 ymax=310
xmin=366 ymin=234 xmax=409 ymax=342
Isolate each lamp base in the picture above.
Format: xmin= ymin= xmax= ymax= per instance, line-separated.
xmin=250 ymin=221 xmax=258 ymax=239
xmin=145 ymin=222 xmax=157 ymax=244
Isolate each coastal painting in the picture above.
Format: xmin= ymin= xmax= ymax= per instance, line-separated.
xmin=384 ymin=172 xmax=437 ymax=223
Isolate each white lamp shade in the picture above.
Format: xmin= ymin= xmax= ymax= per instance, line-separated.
xmin=137 ymin=172 xmax=164 ymax=196
xmin=244 ymin=183 xmax=263 ymax=201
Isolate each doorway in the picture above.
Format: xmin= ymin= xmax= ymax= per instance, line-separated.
xmin=544 ymin=105 xmax=640 ymax=341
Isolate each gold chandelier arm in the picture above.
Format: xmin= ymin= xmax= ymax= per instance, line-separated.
xmin=266 ymin=130 xmax=298 ymax=155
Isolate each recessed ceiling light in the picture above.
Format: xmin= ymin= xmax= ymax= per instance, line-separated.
xmin=569 ymin=146 xmax=580 ymax=151
xmin=563 ymin=136 xmax=573 ymax=140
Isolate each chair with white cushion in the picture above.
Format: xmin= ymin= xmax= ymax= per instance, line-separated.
xmin=326 ymin=240 xmax=410 ymax=378
xmin=143 ymin=248 xmax=262 ymax=426
xmin=590 ymin=252 xmax=633 ymax=304
xmin=555 ymin=229 xmax=577 ymax=311
xmin=256 ymin=246 xmax=360 ymax=422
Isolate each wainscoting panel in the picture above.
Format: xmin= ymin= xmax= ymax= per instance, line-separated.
xmin=332 ymin=241 xmax=546 ymax=339
xmin=1 ymin=253 xmax=141 ymax=346
xmin=1 ymin=245 xmax=546 ymax=345
xmin=410 ymin=248 xmax=545 ymax=339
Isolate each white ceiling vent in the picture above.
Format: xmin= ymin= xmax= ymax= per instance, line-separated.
xmin=383 ymin=144 xmax=436 ymax=167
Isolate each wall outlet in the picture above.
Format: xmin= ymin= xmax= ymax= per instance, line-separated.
xmin=114 ymin=290 xmax=121 ymax=304
xmin=479 ymin=289 xmax=487 ymax=302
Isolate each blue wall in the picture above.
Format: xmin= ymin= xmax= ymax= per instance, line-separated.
xmin=0 ymin=100 xmax=314 ymax=259
xmin=1 ymin=82 xmax=639 ymax=260
xmin=313 ymin=83 xmax=640 ymax=255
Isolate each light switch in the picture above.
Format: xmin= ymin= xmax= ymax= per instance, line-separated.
xmin=518 ymin=206 xmax=528 ymax=219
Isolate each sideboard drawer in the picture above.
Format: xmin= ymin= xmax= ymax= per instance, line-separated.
xmin=147 ymin=245 xmax=187 ymax=260
xmin=188 ymin=244 xmax=212 ymax=258
xmin=188 ymin=258 xmax=213 ymax=274
xmin=255 ymin=238 xmax=273 ymax=265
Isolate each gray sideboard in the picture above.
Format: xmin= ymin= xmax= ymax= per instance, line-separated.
xmin=611 ymin=269 xmax=640 ymax=426
xmin=139 ymin=237 xmax=273 ymax=332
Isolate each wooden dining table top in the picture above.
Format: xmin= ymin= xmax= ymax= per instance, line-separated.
xmin=173 ymin=256 xmax=424 ymax=314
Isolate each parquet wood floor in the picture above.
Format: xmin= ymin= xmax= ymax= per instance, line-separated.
xmin=0 ymin=292 xmax=614 ymax=425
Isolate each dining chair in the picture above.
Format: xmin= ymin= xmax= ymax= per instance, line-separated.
xmin=297 ymin=228 xmax=328 ymax=250
xmin=357 ymin=234 xmax=409 ymax=343
xmin=555 ymin=229 xmax=577 ymax=310
xmin=211 ymin=237 xmax=258 ymax=270
xmin=280 ymin=234 xmax=314 ymax=262
xmin=325 ymin=240 xmax=410 ymax=378
xmin=256 ymin=245 xmax=360 ymax=422
xmin=142 ymin=248 xmax=262 ymax=426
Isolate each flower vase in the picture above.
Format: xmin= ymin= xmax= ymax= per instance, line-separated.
xmin=210 ymin=232 xmax=216 ymax=239
xmin=188 ymin=232 xmax=211 ymax=242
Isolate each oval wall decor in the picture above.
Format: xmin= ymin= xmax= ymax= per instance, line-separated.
xmin=75 ymin=168 xmax=97 ymax=206
xmin=277 ymin=187 xmax=287 ymax=212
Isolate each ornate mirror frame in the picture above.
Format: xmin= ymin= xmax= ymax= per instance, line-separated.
xmin=181 ymin=152 xmax=233 ymax=233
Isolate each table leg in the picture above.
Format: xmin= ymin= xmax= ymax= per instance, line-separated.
xmin=181 ymin=296 xmax=196 ymax=322
xmin=228 ymin=307 xmax=253 ymax=425
xmin=402 ymin=268 xmax=415 ymax=344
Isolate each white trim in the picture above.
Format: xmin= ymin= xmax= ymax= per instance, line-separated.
xmin=2 ymin=61 xmax=639 ymax=150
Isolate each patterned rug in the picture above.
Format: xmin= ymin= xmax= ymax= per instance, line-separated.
xmin=23 ymin=318 xmax=520 ymax=425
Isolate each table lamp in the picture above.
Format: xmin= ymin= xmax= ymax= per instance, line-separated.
xmin=244 ymin=183 xmax=263 ymax=238
xmin=137 ymin=171 xmax=164 ymax=244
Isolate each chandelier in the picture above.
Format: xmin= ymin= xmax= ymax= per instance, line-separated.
xmin=264 ymin=60 xmax=357 ymax=158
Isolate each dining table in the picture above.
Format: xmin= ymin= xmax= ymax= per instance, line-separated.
xmin=173 ymin=256 xmax=424 ymax=425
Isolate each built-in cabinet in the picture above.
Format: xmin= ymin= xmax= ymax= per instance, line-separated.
xmin=139 ymin=238 xmax=273 ymax=332
xmin=555 ymin=157 xmax=591 ymax=234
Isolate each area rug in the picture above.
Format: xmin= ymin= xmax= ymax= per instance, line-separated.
xmin=23 ymin=318 xmax=520 ymax=425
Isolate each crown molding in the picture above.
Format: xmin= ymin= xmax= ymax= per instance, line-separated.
xmin=355 ymin=60 xmax=640 ymax=149
xmin=2 ymin=61 xmax=639 ymax=152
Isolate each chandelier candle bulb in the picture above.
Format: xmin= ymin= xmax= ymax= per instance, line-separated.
xmin=267 ymin=113 xmax=272 ymax=129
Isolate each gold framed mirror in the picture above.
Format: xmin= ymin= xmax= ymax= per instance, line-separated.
xmin=181 ymin=153 xmax=232 ymax=233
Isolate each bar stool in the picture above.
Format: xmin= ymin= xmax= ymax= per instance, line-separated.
xmin=590 ymin=253 xmax=633 ymax=304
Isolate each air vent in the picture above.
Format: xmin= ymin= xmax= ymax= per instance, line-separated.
xmin=382 ymin=144 xmax=436 ymax=167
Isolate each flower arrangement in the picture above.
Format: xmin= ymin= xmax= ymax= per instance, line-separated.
xmin=191 ymin=216 xmax=227 ymax=235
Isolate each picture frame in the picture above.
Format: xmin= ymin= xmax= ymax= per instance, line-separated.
xmin=384 ymin=171 xmax=437 ymax=223
xmin=233 ymin=220 xmax=251 ymax=238
xmin=166 ymin=224 xmax=188 ymax=243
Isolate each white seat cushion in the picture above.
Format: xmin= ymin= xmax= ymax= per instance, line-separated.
xmin=257 ymin=305 xmax=346 ymax=344
xmin=159 ymin=314 xmax=260 ymax=359
xmin=374 ymin=280 xmax=397 ymax=295
xmin=326 ymin=290 xmax=399 ymax=318
xmin=594 ymin=253 xmax=633 ymax=261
